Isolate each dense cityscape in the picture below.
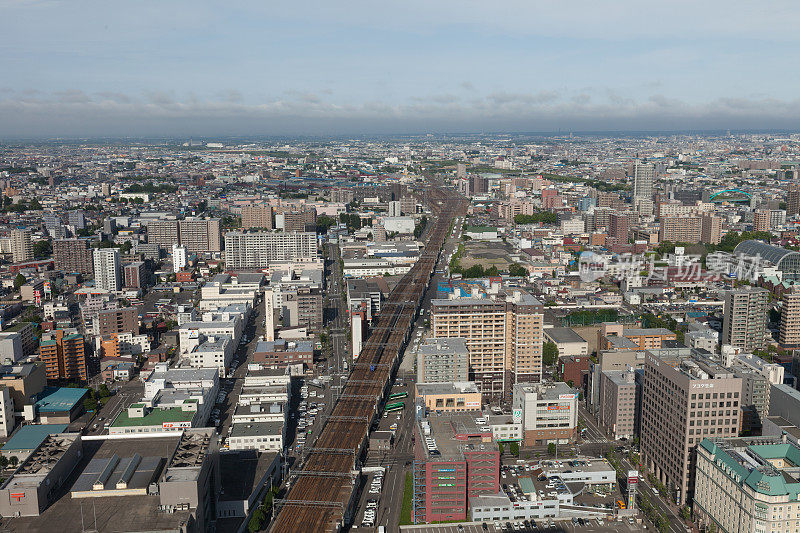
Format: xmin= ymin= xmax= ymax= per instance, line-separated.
xmin=0 ymin=133 xmax=796 ymax=533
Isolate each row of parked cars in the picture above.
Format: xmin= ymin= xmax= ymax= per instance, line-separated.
xmin=361 ymin=498 xmax=378 ymax=528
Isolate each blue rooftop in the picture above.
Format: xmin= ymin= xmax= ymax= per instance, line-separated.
xmin=35 ymin=387 xmax=88 ymax=412
xmin=2 ymin=424 xmax=68 ymax=451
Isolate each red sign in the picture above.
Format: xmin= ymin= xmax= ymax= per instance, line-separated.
xmin=10 ymin=492 xmax=24 ymax=502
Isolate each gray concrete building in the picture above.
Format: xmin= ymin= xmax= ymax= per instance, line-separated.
xmin=417 ymin=337 xmax=470 ymax=384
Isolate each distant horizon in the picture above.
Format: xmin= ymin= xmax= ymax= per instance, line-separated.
xmin=2 ymin=128 xmax=800 ymax=145
xmin=4 ymin=1 xmax=800 ymax=138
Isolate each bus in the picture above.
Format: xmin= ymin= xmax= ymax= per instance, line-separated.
xmin=389 ymin=392 xmax=408 ymax=400
xmin=384 ymin=402 xmax=405 ymax=412
xmin=616 ymin=500 xmax=626 ymax=510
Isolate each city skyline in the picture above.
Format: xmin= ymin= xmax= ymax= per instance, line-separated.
xmin=3 ymin=1 xmax=800 ymax=136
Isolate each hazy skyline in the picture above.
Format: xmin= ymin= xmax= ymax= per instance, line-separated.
xmin=3 ymin=0 xmax=800 ymax=137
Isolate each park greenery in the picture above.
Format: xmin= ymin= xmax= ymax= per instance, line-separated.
xmin=514 ymin=212 xmax=558 ymax=225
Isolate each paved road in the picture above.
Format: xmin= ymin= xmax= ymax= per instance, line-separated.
xmin=85 ymin=380 xmax=144 ymax=435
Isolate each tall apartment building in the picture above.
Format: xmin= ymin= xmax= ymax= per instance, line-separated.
xmin=93 ymin=248 xmax=122 ymax=292
xmin=281 ymin=209 xmax=316 ymax=233
xmin=241 ymin=204 xmax=273 ymax=229
xmin=96 ymin=307 xmax=139 ymax=336
xmin=417 ymin=337 xmax=470 ymax=384
xmin=722 ymin=287 xmax=769 ymax=351
xmin=700 ymin=214 xmax=722 ymax=245
xmin=694 ymin=437 xmax=800 ymax=533
xmin=431 ymin=291 xmax=543 ymax=400
xmin=172 ymin=244 xmax=187 ymax=274
xmin=787 ymin=184 xmax=800 ymax=217
xmin=224 ymin=231 xmax=318 ymax=269
xmin=280 ymin=287 xmax=323 ymax=332
xmin=53 ymin=238 xmax=94 ymax=275
xmin=753 ymin=209 xmax=771 ymax=232
xmin=123 ymin=261 xmax=148 ymax=289
xmin=609 ymin=212 xmax=629 ymax=242
xmin=641 ymin=348 xmax=742 ymax=505
xmin=39 ymin=330 xmax=88 ymax=381
xmin=145 ymin=219 xmax=180 ymax=248
xmin=66 ymin=210 xmax=86 ymax=230
xmin=11 ymin=229 xmax=32 ymax=263
xmin=179 ymin=218 xmax=222 ymax=253
xmin=598 ymin=369 xmax=639 ymax=440
xmin=659 ymin=216 xmax=701 ymax=243
xmin=633 ymin=160 xmax=655 ymax=200
xmin=779 ymin=288 xmax=800 ymax=347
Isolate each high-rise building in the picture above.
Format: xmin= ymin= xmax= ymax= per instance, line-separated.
xmin=123 ymin=261 xmax=147 ymax=289
xmin=779 ymin=288 xmax=800 ymax=347
xmin=431 ymin=291 xmax=543 ymax=400
xmin=722 ymin=287 xmax=769 ymax=351
xmin=512 ymin=382 xmax=579 ymax=446
xmin=179 ymin=218 xmax=222 ymax=253
xmin=456 ymin=163 xmax=467 ymax=179
xmin=700 ymin=214 xmax=722 ymax=245
xmin=469 ymin=175 xmax=488 ymax=196
xmin=224 ymin=231 xmax=318 ymax=270
xmin=416 ymin=337 xmax=470 ymax=384
xmin=280 ymin=287 xmax=323 ymax=332
xmin=609 ymin=212 xmax=629 ymax=242
xmin=145 ymin=219 xmax=180 ymax=248
xmin=96 ymin=307 xmax=139 ymax=336
xmin=39 ymin=330 xmax=88 ymax=381
xmin=787 ymin=184 xmax=800 ymax=217
xmin=67 ymin=210 xmax=86 ymax=230
xmin=172 ymin=244 xmax=187 ymax=273
xmin=753 ymin=209 xmax=771 ymax=232
xmin=281 ymin=209 xmax=316 ymax=233
xmin=641 ymin=347 xmax=742 ymax=506
xmin=388 ymin=200 xmax=401 ymax=217
xmin=10 ymin=229 xmax=32 ymax=263
xmin=633 ymin=160 xmax=655 ymax=200
xmin=659 ymin=216 xmax=701 ymax=243
xmin=598 ymin=369 xmax=639 ymax=441
xmin=241 ymin=204 xmax=274 ymax=229
xmin=53 ymin=238 xmax=93 ymax=275
xmin=93 ymin=248 xmax=122 ymax=292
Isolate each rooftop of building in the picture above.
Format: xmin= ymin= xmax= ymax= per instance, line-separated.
xmin=513 ymin=381 xmax=579 ymax=401
xmin=700 ymin=436 xmax=800 ymax=497
xmin=648 ymin=347 xmax=739 ymax=380
xmin=194 ymin=335 xmax=232 ymax=352
xmin=0 ymin=433 xmax=204 ymax=533
xmin=34 ymin=387 xmax=88 ymax=413
xmin=735 ymin=240 xmax=799 ymax=265
xmin=420 ymin=411 xmax=496 ymax=460
xmin=604 ymin=336 xmax=640 ymax=349
xmin=2 ymin=424 xmax=68 ymax=451
xmin=416 ymin=381 xmax=480 ymax=396
xmin=229 ymin=421 xmax=284 ymax=438
xmin=417 ymin=337 xmax=469 ymax=356
xmin=218 ymin=450 xmax=278 ymax=503
xmin=254 ymin=339 xmax=314 ymax=353
xmin=544 ymin=327 xmax=587 ymax=344
xmin=112 ymin=406 xmax=196 ymax=427
xmin=148 ymin=366 xmax=219 ymax=383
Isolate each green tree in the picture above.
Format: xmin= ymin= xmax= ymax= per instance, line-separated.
xmin=508 ymin=263 xmax=528 ymax=277
xmin=680 ymin=505 xmax=691 ymax=521
xmin=33 ymin=240 xmax=52 ymax=258
xmin=98 ymin=384 xmax=112 ymax=398
xmin=514 ymin=212 xmax=558 ymax=225
xmin=0 ymin=455 xmax=8 ymax=469
xmin=247 ymin=508 xmax=266 ymax=532
xmin=316 ymin=215 xmax=336 ymax=234
xmin=9 ymin=456 xmax=18 ymax=467
xmin=543 ymin=341 xmax=559 ymax=366
xmin=509 ymin=442 xmax=520 ymax=457
xmin=13 ymin=273 xmax=26 ymax=290
xmin=547 ymin=443 xmax=557 ymax=456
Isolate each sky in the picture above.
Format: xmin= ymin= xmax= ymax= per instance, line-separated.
xmin=2 ymin=0 xmax=800 ymax=137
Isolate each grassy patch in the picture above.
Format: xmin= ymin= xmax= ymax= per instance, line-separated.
xmin=399 ymin=471 xmax=413 ymax=525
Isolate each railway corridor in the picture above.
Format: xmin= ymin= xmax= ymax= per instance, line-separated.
xmin=270 ymin=187 xmax=467 ymax=532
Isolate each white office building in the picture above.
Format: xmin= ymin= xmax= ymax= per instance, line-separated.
xmin=93 ymin=248 xmax=122 ymax=292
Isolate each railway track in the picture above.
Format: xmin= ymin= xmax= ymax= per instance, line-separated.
xmin=270 ymin=185 xmax=466 ymax=532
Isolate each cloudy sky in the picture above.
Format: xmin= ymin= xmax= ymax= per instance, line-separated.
xmin=2 ymin=0 xmax=800 ymax=137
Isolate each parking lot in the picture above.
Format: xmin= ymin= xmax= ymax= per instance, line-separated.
xmin=400 ymin=517 xmax=645 ymax=533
